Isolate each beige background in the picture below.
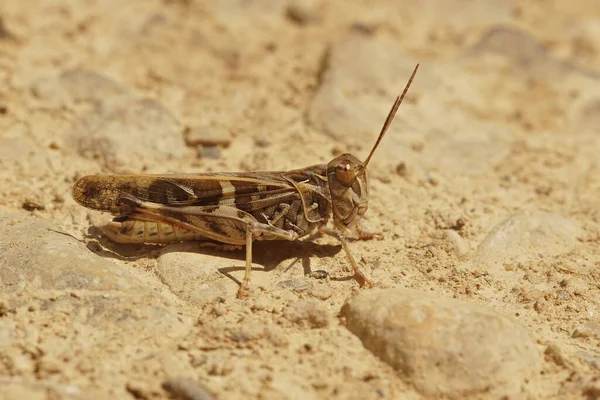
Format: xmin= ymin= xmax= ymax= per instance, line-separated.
xmin=1 ymin=0 xmax=600 ymax=399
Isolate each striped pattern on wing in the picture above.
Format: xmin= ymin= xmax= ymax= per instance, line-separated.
xmin=72 ymin=172 xmax=299 ymax=214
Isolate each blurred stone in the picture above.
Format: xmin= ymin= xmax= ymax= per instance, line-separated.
xmin=162 ymin=377 xmax=216 ymax=400
xmin=472 ymin=210 xmax=580 ymax=273
xmin=308 ymin=37 xmax=416 ymax=142
xmin=0 ymin=16 xmax=11 ymax=39
xmin=278 ymin=279 xmax=311 ymax=292
xmin=466 ymin=26 xmax=548 ymax=67
xmin=285 ymin=0 xmax=321 ymax=25
xmin=576 ymin=351 xmax=600 ymax=368
xmin=308 ymin=283 xmax=333 ymax=300
xmin=59 ymin=68 xmax=130 ymax=104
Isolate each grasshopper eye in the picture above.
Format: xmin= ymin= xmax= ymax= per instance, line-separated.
xmin=335 ymin=162 xmax=356 ymax=187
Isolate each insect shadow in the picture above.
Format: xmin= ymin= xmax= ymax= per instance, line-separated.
xmin=84 ymin=226 xmax=345 ymax=282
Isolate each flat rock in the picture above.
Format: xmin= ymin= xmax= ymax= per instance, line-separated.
xmin=472 ymin=209 xmax=580 ymax=273
xmin=0 ymin=213 xmax=147 ymax=294
xmin=0 ymin=212 xmax=183 ymax=329
xmin=31 ymin=68 xmax=130 ymax=109
xmin=342 ymin=288 xmax=540 ymax=399
xmin=60 ymin=68 xmax=130 ymax=103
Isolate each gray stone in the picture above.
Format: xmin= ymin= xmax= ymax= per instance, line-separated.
xmin=277 ymin=279 xmax=311 ymax=292
xmin=31 ymin=68 xmax=130 ymax=108
xmin=342 ymin=288 xmax=540 ymax=399
xmin=285 ymin=0 xmax=321 ymax=25
xmin=572 ymin=322 xmax=600 ymax=339
xmin=576 ymin=351 xmax=600 ymax=368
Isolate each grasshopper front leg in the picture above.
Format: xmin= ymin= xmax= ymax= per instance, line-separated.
xmin=320 ymin=227 xmax=374 ymax=288
xmin=238 ymin=227 xmax=254 ymax=298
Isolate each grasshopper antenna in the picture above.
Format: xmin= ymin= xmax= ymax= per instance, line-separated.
xmin=363 ymin=63 xmax=419 ymax=169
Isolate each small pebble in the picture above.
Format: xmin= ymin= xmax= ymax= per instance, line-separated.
xmin=572 ymin=322 xmax=600 ymax=339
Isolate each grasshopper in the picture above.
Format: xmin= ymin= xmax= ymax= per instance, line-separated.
xmin=72 ymin=64 xmax=419 ymax=297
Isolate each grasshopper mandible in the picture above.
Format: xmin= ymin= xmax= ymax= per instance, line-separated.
xmin=72 ymin=64 xmax=419 ymax=297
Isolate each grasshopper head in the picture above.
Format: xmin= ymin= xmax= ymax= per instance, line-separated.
xmin=327 ymin=154 xmax=369 ymax=232
xmin=326 ymin=64 xmax=419 ymax=234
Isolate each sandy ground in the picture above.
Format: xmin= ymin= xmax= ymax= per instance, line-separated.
xmin=1 ymin=0 xmax=600 ymax=399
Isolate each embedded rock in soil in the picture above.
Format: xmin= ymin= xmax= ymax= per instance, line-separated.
xmin=341 ymin=288 xmax=540 ymax=399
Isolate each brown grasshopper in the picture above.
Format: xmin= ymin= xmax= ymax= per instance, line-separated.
xmin=72 ymin=64 xmax=419 ymax=297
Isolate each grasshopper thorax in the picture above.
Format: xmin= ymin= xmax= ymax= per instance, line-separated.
xmin=327 ymin=153 xmax=368 ymax=232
